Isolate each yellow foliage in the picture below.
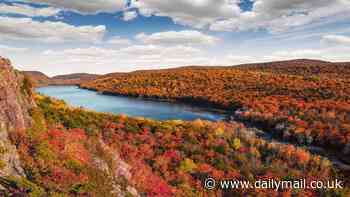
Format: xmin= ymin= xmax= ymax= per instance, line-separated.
xmin=214 ymin=127 xmax=225 ymax=136
xmin=179 ymin=158 xmax=197 ymax=173
xmin=231 ymin=138 xmax=241 ymax=150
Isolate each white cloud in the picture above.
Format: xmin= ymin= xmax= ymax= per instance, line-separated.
xmin=224 ymin=55 xmax=261 ymax=64
xmin=0 ymin=16 xmax=106 ymax=43
xmin=119 ymin=44 xmax=202 ymax=57
xmin=270 ymin=47 xmax=350 ymax=62
xmin=131 ymin=0 xmax=349 ymax=33
xmin=45 ymin=44 xmax=350 ymax=75
xmin=210 ymin=0 xmax=350 ymax=33
xmin=321 ymin=35 xmax=350 ymax=45
xmin=252 ymin=0 xmax=331 ymax=16
xmin=272 ymin=49 xmax=323 ymax=58
xmin=41 ymin=44 xmax=208 ymax=74
xmin=0 ymin=3 xmax=61 ymax=17
xmin=222 ymin=46 xmax=350 ymax=66
xmin=43 ymin=47 xmax=116 ymax=57
xmin=24 ymin=0 xmax=125 ymax=14
xmin=44 ymin=45 xmax=202 ymax=59
xmin=106 ymin=36 xmax=132 ymax=46
xmin=135 ymin=30 xmax=220 ymax=46
xmin=134 ymin=0 xmax=241 ymax=28
xmin=123 ymin=10 xmax=138 ymax=21
xmin=13 ymin=42 xmax=350 ymax=76
xmin=0 ymin=45 xmax=28 ymax=54
xmin=5 ymin=0 xmax=346 ymax=37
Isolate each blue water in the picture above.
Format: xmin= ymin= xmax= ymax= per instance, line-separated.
xmin=36 ymin=86 xmax=225 ymax=121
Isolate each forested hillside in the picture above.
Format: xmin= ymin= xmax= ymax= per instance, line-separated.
xmin=2 ymin=57 xmax=349 ymax=196
xmin=8 ymin=94 xmax=348 ymax=196
xmin=81 ymin=59 xmax=350 ymax=157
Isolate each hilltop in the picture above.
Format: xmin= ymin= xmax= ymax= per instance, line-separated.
xmin=50 ymin=73 xmax=100 ymax=85
xmin=23 ymin=71 xmax=99 ymax=87
xmin=235 ymin=59 xmax=350 ymax=78
xmin=94 ymin=59 xmax=350 ymax=79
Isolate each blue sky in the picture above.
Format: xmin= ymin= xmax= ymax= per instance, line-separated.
xmin=0 ymin=0 xmax=349 ymax=76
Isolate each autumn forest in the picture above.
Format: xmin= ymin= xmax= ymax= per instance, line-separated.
xmin=1 ymin=0 xmax=350 ymax=196
xmin=1 ymin=57 xmax=350 ymax=196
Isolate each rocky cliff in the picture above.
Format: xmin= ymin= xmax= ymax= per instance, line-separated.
xmin=0 ymin=57 xmax=34 ymax=182
xmin=1 ymin=57 xmax=139 ymax=196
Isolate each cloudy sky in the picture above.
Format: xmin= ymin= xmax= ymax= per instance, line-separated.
xmin=0 ymin=0 xmax=349 ymax=76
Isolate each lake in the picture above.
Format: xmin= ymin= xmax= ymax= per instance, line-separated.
xmin=36 ymin=86 xmax=225 ymax=121
xmin=35 ymin=87 xmax=350 ymax=170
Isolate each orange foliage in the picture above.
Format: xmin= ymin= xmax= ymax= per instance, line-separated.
xmin=81 ymin=60 xmax=350 ymax=151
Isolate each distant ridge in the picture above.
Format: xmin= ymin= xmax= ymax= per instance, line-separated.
xmin=23 ymin=71 xmax=50 ymax=86
xmin=23 ymin=59 xmax=350 ymax=86
xmin=23 ymin=71 xmax=99 ymax=87
xmin=93 ymin=59 xmax=350 ymax=80
xmin=233 ymin=59 xmax=350 ymax=77
xmin=51 ymin=73 xmax=99 ymax=80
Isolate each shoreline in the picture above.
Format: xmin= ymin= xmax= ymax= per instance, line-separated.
xmin=79 ymin=85 xmax=234 ymax=116
xmin=39 ymin=85 xmax=350 ymax=174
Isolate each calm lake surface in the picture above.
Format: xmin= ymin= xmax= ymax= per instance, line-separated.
xmin=36 ymin=86 xmax=225 ymax=121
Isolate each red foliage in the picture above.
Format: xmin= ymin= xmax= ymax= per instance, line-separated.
xmin=44 ymin=128 xmax=91 ymax=164
xmin=163 ymin=150 xmax=181 ymax=162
